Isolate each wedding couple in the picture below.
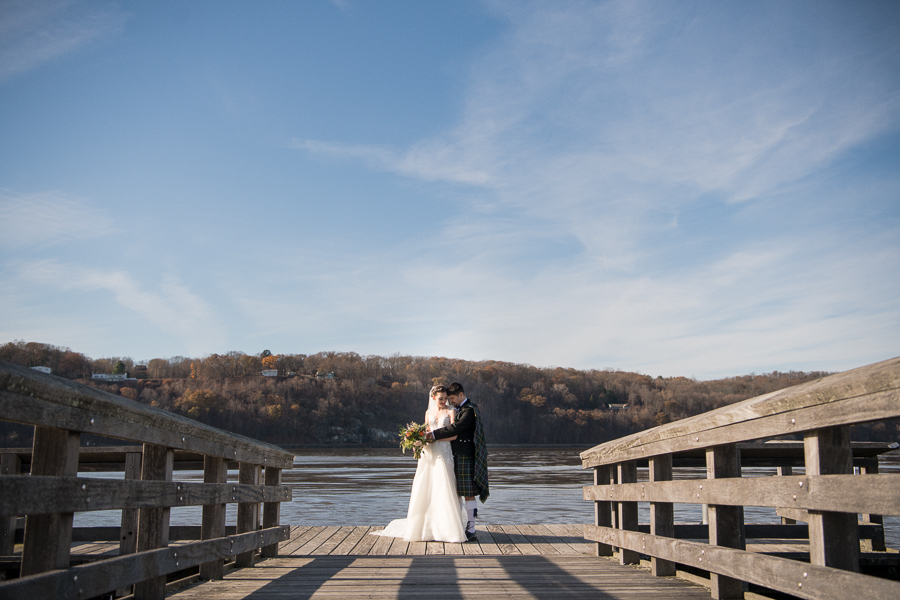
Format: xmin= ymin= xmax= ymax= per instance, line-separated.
xmin=374 ymin=382 xmax=489 ymax=543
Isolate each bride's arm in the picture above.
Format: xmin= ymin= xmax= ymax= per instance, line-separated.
xmin=440 ymin=410 xmax=457 ymax=440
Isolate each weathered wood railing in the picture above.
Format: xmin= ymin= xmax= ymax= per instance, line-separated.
xmin=0 ymin=360 xmax=294 ymax=600
xmin=582 ymin=356 xmax=900 ymax=600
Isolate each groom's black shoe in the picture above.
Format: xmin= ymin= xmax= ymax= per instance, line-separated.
xmin=466 ymin=530 xmax=478 ymax=542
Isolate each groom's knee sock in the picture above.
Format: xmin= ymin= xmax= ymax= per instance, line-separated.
xmin=466 ymin=499 xmax=477 ymax=532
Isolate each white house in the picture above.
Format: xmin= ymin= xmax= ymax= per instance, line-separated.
xmin=92 ymin=373 xmax=127 ymax=382
xmin=260 ymin=369 xmax=278 ymax=377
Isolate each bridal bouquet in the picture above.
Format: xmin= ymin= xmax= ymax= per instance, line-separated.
xmin=399 ymin=422 xmax=432 ymax=459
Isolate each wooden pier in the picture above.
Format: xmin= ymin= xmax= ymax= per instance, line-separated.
xmin=2 ymin=357 xmax=900 ymax=600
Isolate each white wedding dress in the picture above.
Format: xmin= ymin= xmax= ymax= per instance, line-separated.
xmin=373 ymin=411 xmax=467 ymax=542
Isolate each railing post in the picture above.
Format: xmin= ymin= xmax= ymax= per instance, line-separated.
xmin=134 ymin=444 xmax=174 ymax=600
xmin=593 ymin=465 xmax=613 ymax=556
xmin=649 ymin=454 xmax=675 ymax=576
xmin=617 ymin=460 xmax=639 ymax=565
xmin=859 ymin=460 xmax=886 ymax=552
xmin=804 ymin=426 xmax=859 ymax=571
xmin=0 ymin=452 xmax=22 ymax=556
xmin=21 ymin=426 xmax=80 ymax=576
xmin=119 ymin=450 xmax=143 ymax=555
xmin=261 ymin=465 xmax=282 ymax=558
xmin=776 ymin=466 xmax=796 ymax=524
xmin=706 ymin=444 xmax=744 ymax=600
xmin=236 ymin=462 xmax=261 ymax=568
xmin=200 ymin=455 xmax=228 ymax=579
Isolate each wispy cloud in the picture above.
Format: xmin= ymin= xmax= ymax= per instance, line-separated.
xmin=15 ymin=260 xmax=225 ymax=356
xmin=291 ymin=0 xmax=900 ymax=375
xmin=0 ymin=190 xmax=117 ymax=247
xmin=0 ymin=0 xmax=126 ymax=84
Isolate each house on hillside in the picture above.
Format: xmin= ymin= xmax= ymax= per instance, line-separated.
xmin=260 ymin=369 xmax=278 ymax=377
xmin=316 ymin=371 xmax=335 ymax=379
xmin=92 ymin=373 xmax=127 ymax=382
xmin=607 ymin=403 xmax=629 ymax=412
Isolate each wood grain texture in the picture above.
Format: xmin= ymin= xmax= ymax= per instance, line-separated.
xmin=583 ymin=525 xmax=900 ymax=600
xmin=235 ymin=463 xmax=261 ymax=569
xmin=260 ymin=466 xmax=282 ymax=558
xmin=0 ymin=361 xmax=294 ymax=468
xmin=0 ymin=475 xmax=292 ymax=516
xmin=0 ymin=452 xmax=21 ymax=555
xmin=165 ymin=555 xmax=716 ymax=600
xmin=0 ymin=526 xmax=289 ymax=600
xmin=805 ymin=426 xmax=859 ymax=572
xmin=21 ymin=426 xmax=80 ymax=577
xmin=199 ymin=455 xmax=228 ymax=580
xmin=583 ymin=473 xmax=900 ymax=515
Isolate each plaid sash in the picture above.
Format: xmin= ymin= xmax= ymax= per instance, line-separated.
xmin=472 ymin=406 xmax=489 ymax=503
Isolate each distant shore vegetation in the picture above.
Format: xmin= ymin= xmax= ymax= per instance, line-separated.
xmin=1 ymin=340 xmax=897 ymax=448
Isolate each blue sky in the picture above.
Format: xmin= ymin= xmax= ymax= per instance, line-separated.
xmin=1 ymin=0 xmax=898 ymax=379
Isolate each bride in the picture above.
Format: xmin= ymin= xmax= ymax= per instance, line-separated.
xmin=373 ymin=385 xmax=468 ymax=543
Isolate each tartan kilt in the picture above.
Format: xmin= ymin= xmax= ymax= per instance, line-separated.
xmin=454 ymin=454 xmax=478 ymax=497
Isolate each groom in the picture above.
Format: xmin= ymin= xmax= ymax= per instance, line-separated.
xmin=427 ymin=381 xmax=489 ymax=541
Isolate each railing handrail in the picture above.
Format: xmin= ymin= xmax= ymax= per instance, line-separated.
xmin=0 ymin=360 xmax=294 ymax=468
xmin=581 ymin=356 xmax=900 ymax=468
xmin=581 ymin=356 xmax=900 ymax=600
xmin=0 ymin=359 xmax=293 ymax=600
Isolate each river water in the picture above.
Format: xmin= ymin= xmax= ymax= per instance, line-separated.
xmin=74 ymin=447 xmax=898 ymax=548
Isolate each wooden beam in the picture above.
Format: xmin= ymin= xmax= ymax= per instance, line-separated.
xmin=261 ymin=466 xmax=283 ymax=558
xmin=617 ymin=461 xmax=639 ymax=565
xmin=0 ymin=475 xmax=292 ymax=515
xmin=0 ymin=526 xmax=289 ymax=600
xmin=649 ymin=454 xmax=675 ymax=576
xmin=119 ymin=451 xmax=142 ymax=556
xmin=0 ymin=452 xmax=22 ymax=555
xmin=706 ymin=444 xmax=744 ymax=600
xmin=582 ymin=473 xmax=900 ymax=515
xmin=583 ymin=525 xmax=900 ymax=600
xmin=134 ymin=444 xmax=173 ymax=600
xmin=235 ymin=463 xmax=260 ymax=568
xmin=0 ymin=361 xmax=294 ymax=468
xmin=593 ymin=465 xmax=613 ymax=556
xmin=777 ymin=466 xmax=796 ymax=524
xmin=859 ymin=462 xmax=886 ymax=552
xmin=199 ymin=456 xmax=228 ymax=580
xmin=21 ymin=426 xmax=80 ymax=577
xmin=804 ymin=426 xmax=859 ymax=572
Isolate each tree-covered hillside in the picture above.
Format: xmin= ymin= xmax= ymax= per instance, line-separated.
xmin=1 ymin=340 xmax=896 ymax=448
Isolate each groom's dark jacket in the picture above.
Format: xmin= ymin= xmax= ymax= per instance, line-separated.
xmin=432 ymin=399 xmax=477 ymax=457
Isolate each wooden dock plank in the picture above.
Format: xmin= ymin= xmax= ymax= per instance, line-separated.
xmin=516 ymin=524 xmax=563 ymax=555
xmin=309 ymin=526 xmax=354 ymax=556
xmin=330 ymin=525 xmax=372 ymax=555
xmin=543 ymin=523 xmax=593 ymax=554
xmin=296 ymin=526 xmax=342 ymax=555
xmin=528 ymin=523 xmax=581 ymax=555
xmin=499 ymin=524 xmax=543 ymax=555
xmin=473 ymin=525 xmax=502 ymax=554
xmin=387 ymin=536 xmax=409 ymax=555
xmin=346 ymin=527 xmax=380 ymax=555
xmin=367 ymin=530 xmax=395 ymax=555
xmin=281 ymin=525 xmax=326 ymax=555
xmin=167 ymin=555 xmax=715 ymax=599
xmin=485 ymin=524 xmax=523 ymax=555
